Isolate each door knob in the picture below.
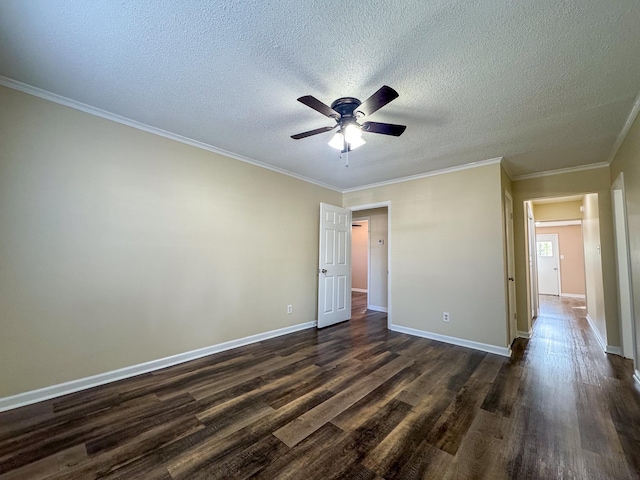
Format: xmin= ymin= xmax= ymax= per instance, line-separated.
xmin=320 ymin=268 xmax=327 ymax=274
xmin=508 ymin=277 xmax=514 ymax=281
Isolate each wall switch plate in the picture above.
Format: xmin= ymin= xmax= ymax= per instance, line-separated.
xmin=287 ymin=305 xmax=292 ymax=314
xmin=442 ymin=312 xmax=450 ymax=323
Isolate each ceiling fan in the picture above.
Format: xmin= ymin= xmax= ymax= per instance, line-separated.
xmin=291 ymin=85 xmax=406 ymax=153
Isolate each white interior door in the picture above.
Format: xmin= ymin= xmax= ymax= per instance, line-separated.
xmin=318 ymin=203 xmax=351 ymax=328
xmin=536 ymin=233 xmax=560 ymax=296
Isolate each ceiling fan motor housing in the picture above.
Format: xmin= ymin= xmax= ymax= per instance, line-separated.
xmin=330 ymin=97 xmax=362 ymax=122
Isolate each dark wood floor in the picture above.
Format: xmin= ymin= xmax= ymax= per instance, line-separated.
xmin=1 ymin=293 xmax=639 ymax=479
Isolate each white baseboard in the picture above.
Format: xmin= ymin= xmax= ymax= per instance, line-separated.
xmin=561 ymin=293 xmax=586 ymax=299
xmin=351 ymin=288 xmax=368 ymax=293
xmin=586 ymin=314 xmax=607 ymax=353
xmin=634 ymin=370 xmax=640 ymax=387
xmin=389 ymin=324 xmax=510 ymax=357
xmin=517 ymin=329 xmax=533 ymax=339
xmin=0 ymin=321 xmax=316 ymax=413
xmin=368 ymin=305 xmax=388 ymax=313
xmin=606 ymin=345 xmax=622 ymax=356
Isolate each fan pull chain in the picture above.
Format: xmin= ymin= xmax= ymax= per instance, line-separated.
xmin=340 ymin=150 xmax=349 ymax=168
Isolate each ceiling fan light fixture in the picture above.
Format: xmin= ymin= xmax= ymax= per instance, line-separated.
xmin=293 ymin=86 xmax=404 ymax=154
xmin=328 ymin=130 xmax=366 ymax=151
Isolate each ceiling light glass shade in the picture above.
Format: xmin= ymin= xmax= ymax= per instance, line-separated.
xmin=328 ymin=132 xmax=344 ymax=150
xmin=347 ymin=135 xmax=366 ymax=149
xmin=328 ymin=127 xmax=366 ymax=151
xmin=343 ymin=124 xmax=362 ymax=143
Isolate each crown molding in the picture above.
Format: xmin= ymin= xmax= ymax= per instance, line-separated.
xmin=512 ymin=162 xmax=609 ymax=181
xmin=606 ymin=92 xmax=640 ymax=165
xmin=500 ymin=158 xmax=514 ymax=180
xmin=342 ymin=157 xmax=504 ymax=193
xmin=0 ymin=76 xmax=343 ymax=193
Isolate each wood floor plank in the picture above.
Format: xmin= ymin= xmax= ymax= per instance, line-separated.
xmin=273 ymin=355 xmax=414 ymax=447
xmin=443 ymin=409 xmax=508 ymax=480
xmin=45 ymin=416 xmax=204 ymax=480
xmin=361 ymin=385 xmax=456 ymax=477
xmin=424 ymin=377 xmax=493 ymax=455
xmin=165 ymin=388 xmax=334 ymax=479
xmin=0 ymin=393 xmax=166 ymax=474
xmin=249 ymin=423 xmax=347 ymax=479
xmin=0 ymin=445 xmax=87 ymax=480
xmin=330 ymin=363 xmax=423 ymax=432
xmin=480 ymin=363 xmax=523 ymax=417
xmin=302 ymin=398 xmax=413 ymax=480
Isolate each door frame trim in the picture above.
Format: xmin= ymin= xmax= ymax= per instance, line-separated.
xmin=611 ymin=172 xmax=637 ymax=366
xmin=349 ymin=201 xmax=392 ymax=329
xmin=526 ymin=201 xmax=539 ymax=320
xmin=504 ymin=191 xmax=517 ymax=344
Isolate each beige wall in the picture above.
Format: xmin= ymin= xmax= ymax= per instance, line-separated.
xmin=351 ymin=221 xmax=368 ymax=290
xmin=533 ymin=200 xmax=583 ymax=221
xmin=0 ymin=86 xmax=341 ymax=397
xmin=512 ymin=167 xmax=619 ymax=347
xmin=582 ymin=194 xmax=607 ymax=339
xmin=344 ymin=164 xmax=509 ymax=348
xmin=536 ymin=225 xmax=585 ymax=295
xmin=610 ymin=112 xmax=640 ymax=367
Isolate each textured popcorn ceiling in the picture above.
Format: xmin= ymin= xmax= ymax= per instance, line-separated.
xmin=1 ymin=1 xmax=639 ymax=189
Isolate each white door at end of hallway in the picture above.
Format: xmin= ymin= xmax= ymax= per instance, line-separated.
xmin=318 ymin=203 xmax=352 ymax=328
xmin=536 ymin=233 xmax=560 ymax=296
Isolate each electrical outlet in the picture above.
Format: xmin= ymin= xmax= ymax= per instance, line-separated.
xmin=287 ymin=305 xmax=293 ymax=314
xmin=442 ymin=312 xmax=450 ymax=323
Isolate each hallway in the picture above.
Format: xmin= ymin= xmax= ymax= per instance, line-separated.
xmin=508 ymin=295 xmax=640 ymax=477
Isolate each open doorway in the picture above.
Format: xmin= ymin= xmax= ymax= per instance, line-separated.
xmin=350 ymin=204 xmax=390 ymax=327
xmin=530 ymin=196 xmax=587 ymax=301
xmin=351 ymin=218 xmax=369 ymax=314
xmin=524 ymin=194 xmax=610 ymax=351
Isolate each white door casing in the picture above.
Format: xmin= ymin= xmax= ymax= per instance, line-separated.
xmin=318 ymin=203 xmax=351 ymax=328
xmin=536 ymin=233 xmax=560 ymax=296
xmin=505 ymin=192 xmax=517 ymax=343
xmin=612 ymin=184 xmax=636 ymax=362
xmin=527 ymin=203 xmax=539 ymax=319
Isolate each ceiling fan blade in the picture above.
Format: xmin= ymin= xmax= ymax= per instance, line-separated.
xmin=361 ymin=121 xmax=406 ymax=136
xmin=297 ymin=96 xmax=340 ymax=118
xmin=356 ymin=86 xmax=399 ymax=117
xmin=291 ymin=125 xmax=336 ymax=140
